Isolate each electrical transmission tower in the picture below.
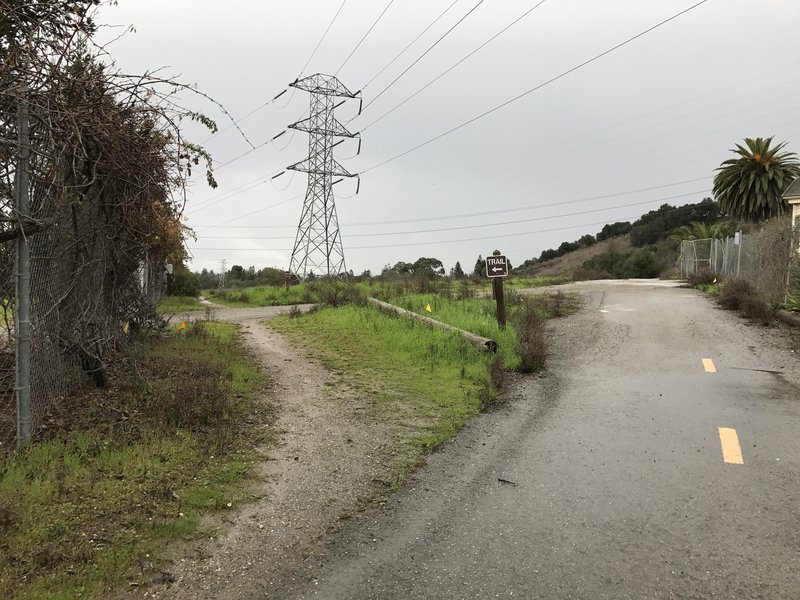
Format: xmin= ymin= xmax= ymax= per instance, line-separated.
xmin=219 ymin=259 xmax=227 ymax=289
xmin=287 ymin=74 xmax=359 ymax=279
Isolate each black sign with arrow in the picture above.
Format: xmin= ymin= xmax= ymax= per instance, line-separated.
xmin=485 ymin=255 xmax=508 ymax=278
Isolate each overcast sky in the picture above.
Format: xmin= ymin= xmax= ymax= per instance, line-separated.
xmin=95 ymin=0 xmax=800 ymax=275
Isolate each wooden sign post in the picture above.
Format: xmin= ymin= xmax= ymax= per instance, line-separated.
xmin=486 ymin=252 xmax=509 ymax=328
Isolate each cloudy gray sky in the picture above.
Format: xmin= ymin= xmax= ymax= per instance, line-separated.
xmin=96 ymin=0 xmax=800 ymax=275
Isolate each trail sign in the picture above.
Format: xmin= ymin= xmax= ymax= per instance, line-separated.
xmin=485 ymin=255 xmax=508 ymax=278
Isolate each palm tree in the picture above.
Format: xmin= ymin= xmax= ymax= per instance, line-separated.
xmin=668 ymin=221 xmax=732 ymax=241
xmin=712 ymin=137 xmax=800 ymax=222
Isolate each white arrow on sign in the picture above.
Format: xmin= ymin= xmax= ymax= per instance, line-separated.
xmin=491 ymin=266 xmax=503 ymax=273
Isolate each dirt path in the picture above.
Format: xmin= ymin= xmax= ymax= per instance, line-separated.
xmin=140 ymin=312 xmax=392 ymax=599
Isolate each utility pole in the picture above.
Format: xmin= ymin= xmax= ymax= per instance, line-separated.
xmin=14 ymin=85 xmax=31 ymax=448
xmin=219 ymin=259 xmax=227 ymax=289
xmin=287 ymin=74 xmax=359 ymax=280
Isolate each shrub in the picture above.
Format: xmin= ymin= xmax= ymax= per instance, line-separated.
xmin=719 ymin=278 xmax=757 ymax=310
xmin=169 ymin=268 xmax=201 ymax=297
xmin=457 ymin=281 xmax=476 ymax=300
xmin=543 ymin=291 xmax=581 ymax=317
xmin=740 ymin=295 xmax=773 ymax=323
xmin=310 ymin=279 xmax=365 ymax=307
xmin=686 ymin=270 xmax=716 ymax=287
xmin=514 ymin=300 xmax=548 ymax=373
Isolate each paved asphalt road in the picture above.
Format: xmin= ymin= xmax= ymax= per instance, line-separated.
xmin=271 ymin=280 xmax=800 ymax=599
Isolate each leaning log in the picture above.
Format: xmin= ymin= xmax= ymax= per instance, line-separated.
xmin=368 ymin=298 xmax=498 ymax=353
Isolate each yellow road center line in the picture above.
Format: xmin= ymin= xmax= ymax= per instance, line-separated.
xmin=702 ymin=358 xmax=716 ymax=373
xmin=718 ymin=427 xmax=744 ymax=464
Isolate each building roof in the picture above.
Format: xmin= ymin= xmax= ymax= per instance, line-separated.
xmin=783 ymin=177 xmax=800 ymax=200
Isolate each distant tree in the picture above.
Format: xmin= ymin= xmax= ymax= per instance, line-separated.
xmin=557 ymin=241 xmax=579 ymax=255
xmin=359 ymin=269 xmax=372 ymax=279
xmin=255 ymin=267 xmax=287 ymax=286
xmin=450 ymin=261 xmax=465 ymax=278
xmin=391 ymin=261 xmax=414 ymax=275
xmin=473 ymin=255 xmax=486 ymax=277
xmin=596 ymin=221 xmax=632 ymax=242
xmin=578 ymin=234 xmax=596 ymax=247
xmin=539 ymin=248 xmax=559 ymax=262
xmin=229 ymin=264 xmax=245 ymax=281
xmin=168 ymin=265 xmax=200 ymax=297
xmin=413 ymin=257 xmax=445 ymax=277
xmin=668 ymin=221 xmax=732 ymax=242
xmin=713 ymin=137 xmax=800 ymax=222
xmin=195 ymin=268 xmax=218 ymax=288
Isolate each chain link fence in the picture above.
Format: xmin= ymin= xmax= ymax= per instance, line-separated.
xmin=679 ymin=218 xmax=799 ymax=305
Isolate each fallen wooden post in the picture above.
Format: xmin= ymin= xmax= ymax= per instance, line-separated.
xmin=368 ymin=297 xmax=498 ymax=353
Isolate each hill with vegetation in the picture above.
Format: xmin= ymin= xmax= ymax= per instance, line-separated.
xmin=512 ymin=198 xmax=726 ymax=279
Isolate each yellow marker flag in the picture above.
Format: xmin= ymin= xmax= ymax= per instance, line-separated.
xmin=178 ymin=320 xmax=187 ymax=331
xmin=122 ymin=321 xmax=129 ymax=335
xmin=425 ymin=304 xmax=432 ymax=313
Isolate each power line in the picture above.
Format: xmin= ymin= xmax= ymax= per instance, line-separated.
xmin=299 ymin=0 xmax=349 ymax=78
xmin=336 ymin=0 xmax=396 ymax=76
xmin=197 ymin=189 xmax=709 ymax=240
xmin=189 ymin=215 xmax=650 ymax=252
xmin=360 ymin=0 xmax=712 ymax=175
xmin=359 ymin=0 xmax=550 ymax=132
xmin=200 ymin=1 xmax=350 ymax=147
xmin=199 ymin=88 xmax=291 ymax=145
xmin=211 ymin=194 xmax=305 ymax=229
xmin=196 ymin=176 xmax=710 ymax=229
xmin=361 ymin=0 xmax=488 ymax=113
xmin=197 ymin=62 xmax=800 ymax=228
xmin=360 ymin=0 xmax=461 ymax=92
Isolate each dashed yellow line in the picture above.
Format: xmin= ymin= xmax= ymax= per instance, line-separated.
xmin=702 ymin=358 xmax=717 ymax=373
xmin=719 ymin=427 xmax=744 ymax=464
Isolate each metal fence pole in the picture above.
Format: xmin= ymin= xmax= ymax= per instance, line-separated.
xmin=736 ymin=236 xmax=742 ymax=277
xmin=14 ymin=86 xmax=32 ymax=449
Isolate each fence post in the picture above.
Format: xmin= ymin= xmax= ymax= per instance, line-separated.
xmin=14 ymin=85 xmax=32 ymax=449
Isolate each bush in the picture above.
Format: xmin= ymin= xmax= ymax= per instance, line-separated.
xmin=169 ymin=268 xmax=201 ymax=297
xmin=687 ymin=270 xmax=716 ymax=287
xmin=718 ymin=278 xmax=757 ymax=310
xmin=543 ymin=291 xmax=581 ymax=317
xmin=514 ymin=300 xmax=548 ymax=373
xmin=310 ymin=279 xmax=365 ymax=307
xmin=617 ymin=249 xmax=666 ymax=278
xmin=740 ymin=295 xmax=773 ymax=323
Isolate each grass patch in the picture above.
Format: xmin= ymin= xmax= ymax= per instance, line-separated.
xmin=0 ymin=322 xmax=269 ymax=599
xmin=271 ymin=304 xmax=494 ymax=486
xmin=204 ymin=276 xmax=569 ymax=309
xmin=208 ymin=285 xmax=315 ymax=307
xmin=270 ymin=291 xmax=580 ymax=488
xmin=156 ymin=295 xmax=204 ymax=313
xmin=377 ymin=291 xmax=580 ymax=370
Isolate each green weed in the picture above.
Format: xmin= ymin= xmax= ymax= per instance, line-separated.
xmin=0 ymin=322 xmax=269 ymax=598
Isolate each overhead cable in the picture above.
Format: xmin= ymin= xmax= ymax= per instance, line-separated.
xmin=360 ymin=0 xmax=712 ymax=174
xmin=336 ymin=0 xmax=396 ymax=76
xmin=360 ymin=0 xmax=461 ymax=91
xmin=361 ymin=0 xmax=488 ymax=112
xmin=299 ymin=0 xmax=349 ymax=78
xmin=360 ymin=0 xmax=550 ymax=131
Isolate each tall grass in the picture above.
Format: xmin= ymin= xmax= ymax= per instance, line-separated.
xmin=208 ymin=284 xmax=316 ymax=307
xmin=206 ymin=275 xmax=569 ymax=308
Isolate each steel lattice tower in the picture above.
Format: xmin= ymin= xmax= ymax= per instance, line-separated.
xmin=287 ymin=74 xmax=359 ymax=279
